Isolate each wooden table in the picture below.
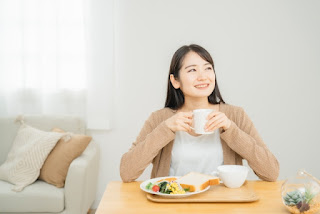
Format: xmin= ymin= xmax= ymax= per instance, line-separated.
xmin=96 ymin=180 xmax=290 ymax=214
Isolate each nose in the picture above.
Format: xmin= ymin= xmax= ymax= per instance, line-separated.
xmin=197 ymin=69 xmax=207 ymax=80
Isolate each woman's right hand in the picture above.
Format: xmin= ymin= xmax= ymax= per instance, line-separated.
xmin=165 ymin=111 xmax=193 ymax=132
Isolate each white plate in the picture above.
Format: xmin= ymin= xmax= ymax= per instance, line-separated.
xmin=140 ymin=176 xmax=210 ymax=198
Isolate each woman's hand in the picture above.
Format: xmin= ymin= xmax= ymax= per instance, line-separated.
xmin=205 ymin=111 xmax=231 ymax=132
xmin=165 ymin=112 xmax=193 ymax=133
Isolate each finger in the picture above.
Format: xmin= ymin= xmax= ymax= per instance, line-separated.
xmin=206 ymin=112 xmax=224 ymax=120
xmin=177 ymin=118 xmax=192 ymax=126
xmin=206 ymin=117 xmax=225 ymax=132
xmin=182 ymin=111 xmax=193 ymax=119
xmin=179 ymin=122 xmax=192 ymax=132
xmin=176 ymin=112 xmax=192 ymax=120
xmin=206 ymin=111 xmax=221 ymax=120
xmin=187 ymin=129 xmax=194 ymax=135
xmin=206 ymin=113 xmax=224 ymax=127
xmin=181 ymin=117 xmax=193 ymax=125
xmin=176 ymin=118 xmax=192 ymax=130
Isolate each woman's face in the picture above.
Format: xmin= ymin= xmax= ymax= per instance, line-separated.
xmin=171 ymin=51 xmax=215 ymax=99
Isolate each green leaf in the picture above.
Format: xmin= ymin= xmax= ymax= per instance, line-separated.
xmin=304 ymin=187 xmax=315 ymax=204
xmin=159 ymin=182 xmax=168 ymax=193
xmin=146 ymin=182 xmax=153 ymax=190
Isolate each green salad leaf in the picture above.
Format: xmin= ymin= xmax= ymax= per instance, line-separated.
xmin=159 ymin=181 xmax=169 ymax=193
xmin=146 ymin=182 xmax=153 ymax=190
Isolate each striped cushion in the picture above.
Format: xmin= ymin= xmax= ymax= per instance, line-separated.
xmin=0 ymin=124 xmax=65 ymax=192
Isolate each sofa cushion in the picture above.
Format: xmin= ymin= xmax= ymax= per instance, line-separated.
xmin=0 ymin=115 xmax=86 ymax=165
xmin=39 ymin=128 xmax=92 ymax=187
xmin=0 ymin=180 xmax=64 ymax=212
xmin=0 ymin=123 xmax=66 ymax=192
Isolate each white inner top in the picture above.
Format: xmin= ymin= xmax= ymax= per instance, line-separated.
xmin=169 ymin=130 xmax=223 ymax=176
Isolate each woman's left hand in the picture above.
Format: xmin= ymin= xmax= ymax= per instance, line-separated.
xmin=205 ymin=111 xmax=231 ymax=132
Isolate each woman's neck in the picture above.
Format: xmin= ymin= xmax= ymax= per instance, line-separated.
xmin=179 ymin=97 xmax=214 ymax=112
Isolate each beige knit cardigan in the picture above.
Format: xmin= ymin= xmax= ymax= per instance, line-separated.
xmin=120 ymin=103 xmax=279 ymax=182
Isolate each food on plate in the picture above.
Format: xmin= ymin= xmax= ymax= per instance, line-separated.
xmin=145 ymin=172 xmax=220 ymax=194
xmin=176 ymin=172 xmax=220 ymax=192
xmin=157 ymin=177 xmax=177 ymax=183
xmin=166 ymin=182 xmax=186 ymax=194
xmin=146 ymin=179 xmax=185 ymax=194
xmin=152 ymin=185 xmax=160 ymax=192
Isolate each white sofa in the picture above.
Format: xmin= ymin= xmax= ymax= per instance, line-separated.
xmin=0 ymin=115 xmax=100 ymax=214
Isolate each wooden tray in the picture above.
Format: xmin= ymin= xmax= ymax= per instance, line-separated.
xmin=146 ymin=181 xmax=259 ymax=203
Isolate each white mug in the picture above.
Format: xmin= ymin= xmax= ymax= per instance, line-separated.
xmin=217 ymin=165 xmax=249 ymax=188
xmin=192 ymin=109 xmax=214 ymax=134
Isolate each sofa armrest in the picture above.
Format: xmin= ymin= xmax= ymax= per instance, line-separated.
xmin=64 ymin=141 xmax=100 ymax=214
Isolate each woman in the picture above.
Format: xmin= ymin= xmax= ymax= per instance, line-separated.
xmin=120 ymin=44 xmax=279 ymax=182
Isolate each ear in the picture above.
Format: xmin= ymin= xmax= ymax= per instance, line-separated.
xmin=170 ymin=74 xmax=180 ymax=89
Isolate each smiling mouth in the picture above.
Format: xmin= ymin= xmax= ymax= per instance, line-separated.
xmin=195 ymin=84 xmax=209 ymax=89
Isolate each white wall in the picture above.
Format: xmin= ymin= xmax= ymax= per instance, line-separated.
xmin=90 ymin=0 xmax=320 ymax=208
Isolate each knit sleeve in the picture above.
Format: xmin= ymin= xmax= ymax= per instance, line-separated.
xmin=120 ymin=112 xmax=175 ymax=182
xmin=220 ymin=107 xmax=280 ymax=181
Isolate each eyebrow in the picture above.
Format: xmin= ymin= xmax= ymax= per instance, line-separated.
xmin=184 ymin=63 xmax=211 ymax=69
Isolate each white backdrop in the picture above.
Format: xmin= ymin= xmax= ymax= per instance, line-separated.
xmin=90 ymin=0 xmax=320 ymax=208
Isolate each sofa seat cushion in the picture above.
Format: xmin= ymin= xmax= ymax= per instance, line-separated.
xmin=0 ymin=180 xmax=64 ymax=213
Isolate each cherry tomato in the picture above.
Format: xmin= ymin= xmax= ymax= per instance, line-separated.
xmin=152 ymin=185 xmax=160 ymax=192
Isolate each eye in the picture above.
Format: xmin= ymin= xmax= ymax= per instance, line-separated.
xmin=205 ymin=67 xmax=212 ymax=70
xmin=188 ymin=69 xmax=196 ymax=72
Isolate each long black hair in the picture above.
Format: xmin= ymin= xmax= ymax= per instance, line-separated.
xmin=165 ymin=44 xmax=225 ymax=109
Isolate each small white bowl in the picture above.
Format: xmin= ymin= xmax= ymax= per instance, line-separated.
xmin=217 ymin=165 xmax=249 ymax=188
